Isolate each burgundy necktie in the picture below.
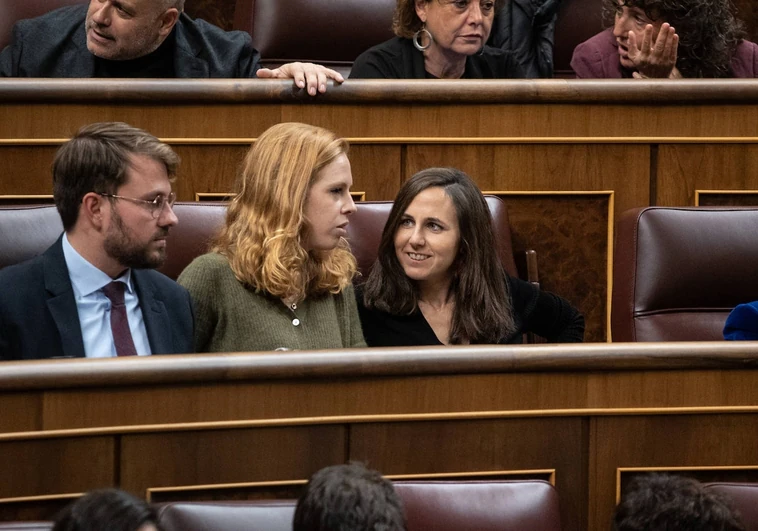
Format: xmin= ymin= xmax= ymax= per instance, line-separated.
xmin=102 ymin=281 xmax=138 ymax=357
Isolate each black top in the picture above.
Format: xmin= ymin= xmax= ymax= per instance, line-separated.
xmin=349 ymin=36 xmax=525 ymax=79
xmin=356 ymin=275 xmax=584 ymax=346
xmin=94 ymin=32 xmax=176 ymax=78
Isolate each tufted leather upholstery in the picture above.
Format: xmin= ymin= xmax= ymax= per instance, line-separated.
xmin=703 ymin=482 xmax=758 ymax=530
xmin=612 ymin=207 xmax=758 ymax=342
xmin=156 ymin=479 xmax=561 ymax=531
xmin=395 ymin=479 xmax=562 ymax=531
xmin=0 ymin=0 xmax=89 ymax=50
xmin=233 ymin=0 xmax=395 ymax=75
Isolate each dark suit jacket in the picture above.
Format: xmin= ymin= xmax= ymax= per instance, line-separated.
xmin=0 ymin=237 xmax=195 ymax=360
xmin=0 ymin=4 xmax=260 ymax=77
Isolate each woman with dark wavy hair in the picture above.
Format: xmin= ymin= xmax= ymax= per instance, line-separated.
xmin=571 ymin=0 xmax=758 ymax=78
xmin=357 ymin=168 xmax=584 ymax=346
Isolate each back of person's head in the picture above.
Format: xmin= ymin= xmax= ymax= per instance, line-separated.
xmin=293 ymin=463 xmax=406 ymax=531
xmin=214 ymin=122 xmax=355 ymax=300
xmin=612 ymin=474 xmax=745 ymax=531
xmin=53 ymin=488 xmax=159 ymax=531
xmin=53 ymin=122 xmax=179 ymax=231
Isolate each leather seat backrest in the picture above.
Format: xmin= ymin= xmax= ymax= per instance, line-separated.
xmin=346 ymin=196 xmax=518 ymax=279
xmin=233 ymin=0 xmax=395 ymax=75
xmin=703 ymin=482 xmax=758 ymax=531
xmin=0 ymin=0 xmax=89 ymax=50
xmin=159 ymin=202 xmax=227 ymax=280
xmin=552 ymin=0 xmax=605 ymax=77
xmin=612 ymin=207 xmax=758 ymax=341
xmin=157 ymin=500 xmax=296 ymax=531
xmin=0 ymin=205 xmax=62 ymax=270
xmin=394 ymin=479 xmax=562 ymax=530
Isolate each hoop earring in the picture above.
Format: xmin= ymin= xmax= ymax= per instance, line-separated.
xmin=412 ymin=26 xmax=433 ymax=51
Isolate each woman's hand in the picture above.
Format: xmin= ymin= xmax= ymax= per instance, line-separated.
xmin=626 ymin=23 xmax=679 ymax=78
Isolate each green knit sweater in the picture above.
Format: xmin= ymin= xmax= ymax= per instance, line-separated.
xmin=177 ymin=253 xmax=366 ymax=353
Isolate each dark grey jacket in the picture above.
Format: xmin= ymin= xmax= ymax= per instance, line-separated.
xmin=0 ymin=4 xmax=260 ymax=77
xmin=488 ymin=0 xmax=561 ymax=78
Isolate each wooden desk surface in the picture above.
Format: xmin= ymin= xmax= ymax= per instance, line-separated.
xmin=2 ymin=342 xmax=758 ymax=530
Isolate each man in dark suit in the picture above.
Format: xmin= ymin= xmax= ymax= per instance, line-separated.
xmin=0 ymin=122 xmax=194 ymax=360
xmin=0 ymin=0 xmax=342 ymax=95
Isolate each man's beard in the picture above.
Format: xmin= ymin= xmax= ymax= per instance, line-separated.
xmin=104 ymin=210 xmax=168 ymax=269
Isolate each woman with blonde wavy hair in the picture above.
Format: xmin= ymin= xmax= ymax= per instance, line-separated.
xmin=178 ymin=122 xmax=365 ymax=352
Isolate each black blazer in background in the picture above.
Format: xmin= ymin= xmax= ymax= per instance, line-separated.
xmin=0 ymin=4 xmax=260 ymax=77
xmin=0 ymin=237 xmax=195 ymax=361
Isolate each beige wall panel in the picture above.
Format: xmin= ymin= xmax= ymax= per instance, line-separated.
xmin=657 ymin=145 xmax=758 ymax=206
xmin=351 ymin=418 xmax=588 ymax=531
xmin=120 ymin=425 xmax=346 ymax=494
xmin=0 ymin=437 xmax=114 ymax=498
xmin=590 ymin=414 xmax=758 ymax=530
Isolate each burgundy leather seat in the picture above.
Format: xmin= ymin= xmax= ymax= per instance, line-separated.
xmin=395 ymin=479 xmax=562 ymax=531
xmin=160 ymin=202 xmax=227 ymax=280
xmin=703 ymin=482 xmax=758 ymax=530
xmin=233 ymin=0 xmax=395 ymax=76
xmin=0 ymin=0 xmax=88 ymax=50
xmin=552 ymin=0 xmax=605 ymax=77
xmin=157 ymin=500 xmax=296 ymax=531
xmin=612 ymin=207 xmax=758 ymax=341
xmin=156 ymin=479 xmax=561 ymax=531
xmin=346 ymin=196 xmax=518 ymax=278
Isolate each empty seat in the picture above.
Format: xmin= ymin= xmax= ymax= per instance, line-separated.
xmin=612 ymin=207 xmax=758 ymax=341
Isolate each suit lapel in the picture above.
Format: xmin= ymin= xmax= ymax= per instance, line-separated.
xmin=134 ymin=270 xmax=172 ymax=354
xmin=43 ymin=239 xmax=86 ymax=359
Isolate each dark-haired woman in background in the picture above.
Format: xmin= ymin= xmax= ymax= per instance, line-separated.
xmin=53 ymin=489 xmax=158 ymax=531
xmin=350 ymin=0 xmax=524 ymax=79
xmin=357 ymin=168 xmax=584 ymax=346
xmin=571 ymin=0 xmax=758 ymax=78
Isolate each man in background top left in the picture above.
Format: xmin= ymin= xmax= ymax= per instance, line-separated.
xmin=0 ymin=0 xmax=343 ymax=95
xmin=0 ymin=122 xmax=194 ymax=361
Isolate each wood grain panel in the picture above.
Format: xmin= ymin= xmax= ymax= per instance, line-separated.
xmin=590 ymin=414 xmax=758 ymax=530
xmin=171 ymin=145 xmax=248 ymax=201
xmin=40 ymin=373 xmax=590 ymax=430
xmin=494 ymin=193 xmax=611 ymax=343
xmin=696 ymin=190 xmax=758 ymax=206
xmin=351 ymin=418 xmax=588 ymax=531
xmin=0 ymin=495 xmax=79 ymax=522
xmin=586 ymin=369 xmax=758 ymax=408
xmin=657 ymin=145 xmax=758 ymax=206
xmin=120 ymin=425 xmax=345 ymax=495
xmin=348 ymin=144 xmax=403 ymax=201
xmin=0 ymin=393 xmax=41 ymax=432
xmin=0 ymin=437 xmax=114 ymax=498
xmin=0 ymin=147 xmax=57 ymax=196
xmin=185 ymin=0 xmax=235 ymax=30
xmin=404 ymin=144 xmax=648 ymax=215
